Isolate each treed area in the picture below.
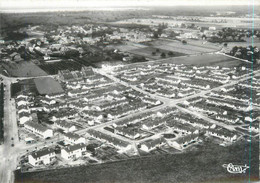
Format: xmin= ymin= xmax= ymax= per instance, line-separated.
xmin=229 ymin=46 xmax=260 ymax=64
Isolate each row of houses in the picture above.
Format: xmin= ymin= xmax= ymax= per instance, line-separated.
xmin=206 ymin=97 xmax=250 ymax=111
xmin=195 ymin=74 xmax=230 ymax=84
xmin=58 ymin=67 xmax=94 ymax=82
xmin=24 ymin=122 xmax=53 ymax=139
xmin=16 ymin=94 xmax=32 ymax=125
xmin=88 ymin=130 xmax=132 ymax=153
xmin=28 ymin=143 xmax=88 ymax=166
xmin=209 ymin=91 xmax=250 ymax=104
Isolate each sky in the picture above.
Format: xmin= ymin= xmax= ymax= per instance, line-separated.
xmin=0 ymin=0 xmax=258 ymax=11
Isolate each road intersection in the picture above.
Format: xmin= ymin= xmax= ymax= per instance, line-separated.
xmin=0 ymin=53 xmax=258 ymax=183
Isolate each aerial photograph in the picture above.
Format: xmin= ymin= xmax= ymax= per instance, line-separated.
xmin=0 ymin=0 xmax=259 ymax=182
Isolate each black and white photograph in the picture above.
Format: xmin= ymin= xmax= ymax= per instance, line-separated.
xmin=0 ymin=0 xmax=259 ymax=182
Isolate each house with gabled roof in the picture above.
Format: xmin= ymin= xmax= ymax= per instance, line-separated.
xmin=17 ymin=105 xmax=30 ymax=114
xmin=168 ymin=134 xmax=199 ymax=150
xmin=24 ymin=122 xmax=53 ymax=139
xmin=88 ymin=130 xmax=132 ymax=152
xmin=55 ymin=121 xmax=77 ymax=133
xmin=140 ymin=137 xmax=166 ymax=152
xmin=114 ymin=127 xmax=140 ymax=140
xmin=64 ymin=132 xmax=86 ymax=145
xmin=45 ymin=93 xmax=65 ymax=99
xmin=19 ymin=112 xmax=32 ymax=125
xmin=28 ymin=148 xmax=56 ymax=166
xmin=16 ymin=97 xmax=28 ymax=107
xmin=61 ymin=143 xmax=87 ymax=160
xmin=206 ymin=128 xmax=237 ymax=142
xmin=40 ymin=98 xmax=56 ymax=105
xmin=142 ymin=119 xmax=165 ymax=131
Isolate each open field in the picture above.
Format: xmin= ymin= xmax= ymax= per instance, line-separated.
xmin=34 ymin=77 xmax=64 ymax=95
xmin=128 ymin=46 xmax=187 ymax=60
xmin=160 ymin=53 xmax=243 ymax=67
xmin=2 ymin=62 xmax=47 ymax=77
xmin=111 ymin=43 xmax=148 ymax=52
xmin=15 ymin=140 xmax=259 ymax=183
xmin=147 ymin=39 xmax=218 ymax=55
xmin=38 ymin=60 xmax=83 ymax=75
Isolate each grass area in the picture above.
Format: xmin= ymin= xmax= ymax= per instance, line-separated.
xmin=34 ymin=77 xmax=64 ymax=95
xmin=160 ymin=53 xmax=243 ymax=67
xmin=128 ymin=47 xmax=186 ymax=60
xmin=112 ymin=43 xmax=147 ymax=52
xmin=147 ymin=39 xmax=218 ymax=55
xmin=15 ymin=140 xmax=259 ymax=183
xmin=2 ymin=62 xmax=47 ymax=77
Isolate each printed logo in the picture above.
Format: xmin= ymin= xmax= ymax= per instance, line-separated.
xmin=222 ymin=163 xmax=249 ymax=174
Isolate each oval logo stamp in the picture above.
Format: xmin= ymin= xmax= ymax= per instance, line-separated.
xmin=222 ymin=163 xmax=249 ymax=174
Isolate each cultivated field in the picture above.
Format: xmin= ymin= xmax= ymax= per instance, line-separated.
xmin=39 ymin=60 xmax=83 ymax=75
xmin=2 ymin=62 xmax=47 ymax=77
xmin=128 ymin=46 xmax=186 ymax=60
xmin=112 ymin=43 xmax=148 ymax=52
xmin=149 ymin=39 xmax=218 ymax=55
xmin=15 ymin=140 xmax=259 ymax=183
xmin=160 ymin=53 xmax=244 ymax=67
xmin=34 ymin=77 xmax=64 ymax=95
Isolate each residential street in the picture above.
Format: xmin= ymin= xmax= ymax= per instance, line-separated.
xmin=0 ymin=54 xmax=258 ymax=183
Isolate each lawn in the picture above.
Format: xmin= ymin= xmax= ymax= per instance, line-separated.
xmin=128 ymin=47 xmax=186 ymax=60
xmin=112 ymin=43 xmax=148 ymax=52
xmin=148 ymin=39 xmax=219 ymax=55
xmin=15 ymin=140 xmax=259 ymax=183
xmin=160 ymin=53 xmax=243 ymax=67
xmin=34 ymin=77 xmax=64 ymax=95
xmin=2 ymin=61 xmax=47 ymax=77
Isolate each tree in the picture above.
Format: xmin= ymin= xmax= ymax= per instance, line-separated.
xmin=168 ymin=51 xmax=174 ymax=56
xmin=182 ymin=40 xmax=187 ymax=44
xmin=153 ymin=32 xmax=159 ymax=38
xmin=156 ymin=48 xmax=160 ymax=53
xmin=152 ymin=52 xmax=156 ymax=56
xmin=161 ymin=52 xmax=166 ymax=58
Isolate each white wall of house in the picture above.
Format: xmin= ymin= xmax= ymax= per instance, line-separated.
xmin=61 ymin=147 xmax=86 ymax=160
xmin=64 ymin=137 xmax=86 ymax=145
xmin=28 ymin=152 xmax=55 ymax=166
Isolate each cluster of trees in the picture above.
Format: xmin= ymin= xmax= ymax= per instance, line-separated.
xmin=152 ymin=49 xmax=175 ymax=58
xmin=131 ymin=56 xmax=147 ymax=63
xmin=4 ymin=31 xmax=28 ymax=41
xmin=0 ymin=83 xmax=4 ymax=144
xmin=153 ymin=22 xmax=168 ymax=38
xmin=208 ymin=28 xmax=249 ymax=43
xmin=230 ymin=46 xmax=260 ymax=63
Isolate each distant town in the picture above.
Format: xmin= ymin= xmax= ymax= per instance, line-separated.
xmin=0 ymin=6 xmax=259 ymax=183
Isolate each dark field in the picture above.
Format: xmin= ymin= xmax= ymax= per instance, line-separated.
xmin=38 ymin=60 xmax=83 ymax=75
xmin=2 ymin=62 xmax=47 ymax=77
xmin=11 ymin=79 xmax=38 ymax=97
xmin=34 ymin=77 xmax=64 ymax=95
xmin=15 ymin=140 xmax=259 ymax=183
